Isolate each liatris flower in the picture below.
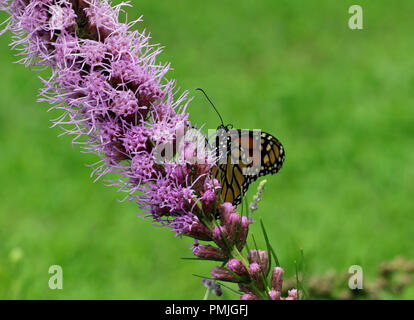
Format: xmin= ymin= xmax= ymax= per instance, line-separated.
xmin=0 ymin=0 xmax=297 ymax=300
xmin=1 ymin=0 xmax=203 ymax=228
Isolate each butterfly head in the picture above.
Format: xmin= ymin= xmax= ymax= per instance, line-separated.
xmin=217 ymin=124 xmax=233 ymax=132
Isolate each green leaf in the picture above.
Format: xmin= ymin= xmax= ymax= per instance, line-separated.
xmin=260 ymin=219 xmax=280 ymax=267
xmin=192 ymin=273 xmax=214 ymax=280
xmin=294 ymin=257 xmax=307 ymax=300
xmin=294 ymin=260 xmax=300 ymax=298
xmin=300 ymin=249 xmax=308 ymax=299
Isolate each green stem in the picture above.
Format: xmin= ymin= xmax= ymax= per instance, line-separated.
xmin=203 ymin=287 xmax=211 ymax=300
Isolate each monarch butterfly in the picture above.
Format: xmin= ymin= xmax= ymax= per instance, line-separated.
xmin=196 ymin=88 xmax=285 ymax=207
xmin=211 ymin=125 xmax=285 ymax=206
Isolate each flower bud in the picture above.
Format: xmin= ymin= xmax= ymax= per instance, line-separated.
xmin=241 ymin=293 xmax=260 ymax=300
xmin=249 ymin=263 xmax=264 ymax=289
xmin=192 ymin=243 xmax=226 ymax=261
xmin=271 ymin=267 xmax=284 ymax=292
xmin=268 ymin=289 xmax=281 ymax=300
xmin=227 ymin=259 xmax=249 ymax=278
xmin=219 ymin=202 xmax=236 ymax=225
xmin=247 ymin=250 xmax=269 ymax=276
xmin=238 ymin=283 xmax=252 ymax=294
xmin=186 ymin=224 xmax=211 ymax=241
xmin=236 ymin=216 xmax=251 ymax=250
xmin=211 ymin=266 xmax=237 ymax=283
xmin=170 ymin=214 xmax=212 ymax=241
xmin=286 ymin=289 xmax=298 ymax=300
xmin=227 ymin=213 xmax=241 ymax=244
xmin=201 ymin=190 xmax=216 ymax=215
xmin=213 ymin=225 xmax=228 ymax=249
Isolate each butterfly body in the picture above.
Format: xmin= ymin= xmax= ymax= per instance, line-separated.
xmin=212 ymin=125 xmax=285 ymax=206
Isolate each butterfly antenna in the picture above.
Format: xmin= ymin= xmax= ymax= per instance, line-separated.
xmin=196 ymin=88 xmax=224 ymax=126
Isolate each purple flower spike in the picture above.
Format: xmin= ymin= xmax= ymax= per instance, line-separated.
xmin=0 ymin=0 xmax=297 ymax=301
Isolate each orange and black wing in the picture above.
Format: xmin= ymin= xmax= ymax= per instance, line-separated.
xmin=212 ymin=129 xmax=285 ymax=206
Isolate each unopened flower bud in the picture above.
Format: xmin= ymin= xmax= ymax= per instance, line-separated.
xmin=188 ymin=223 xmax=212 ymax=240
xmin=286 ymin=289 xmax=298 ymax=300
xmin=268 ymin=289 xmax=281 ymax=300
xmin=241 ymin=293 xmax=260 ymax=300
xmin=238 ymin=283 xmax=252 ymax=294
xmin=227 ymin=259 xmax=249 ymax=278
xmin=236 ymin=216 xmax=251 ymax=250
xmin=271 ymin=267 xmax=284 ymax=292
xmin=170 ymin=214 xmax=212 ymax=241
xmin=247 ymin=250 xmax=269 ymax=276
xmin=219 ymin=202 xmax=236 ymax=225
xmin=211 ymin=266 xmax=237 ymax=282
xmin=201 ymin=190 xmax=216 ymax=215
xmin=249 ymin=263 xmax=264 ymax=289
xmin=192 ymin=243 xmax=227 ymax=261
xmin=227 ymin=213 xmax=241 ymax=244
xmin=213 ymin=225 xmax=228 ymax=249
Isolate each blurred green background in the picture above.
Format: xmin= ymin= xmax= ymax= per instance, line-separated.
xmin=0 ymin=0 xmax=413 ymax=299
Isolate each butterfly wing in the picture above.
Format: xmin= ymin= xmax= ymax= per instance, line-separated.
xmin=212 ymin=129 xmax=285 ymax=206
xmin=212 ymin=155 xmax=245 ymax=205
xmin=257 ymin=131 xmax=285 ymax=175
